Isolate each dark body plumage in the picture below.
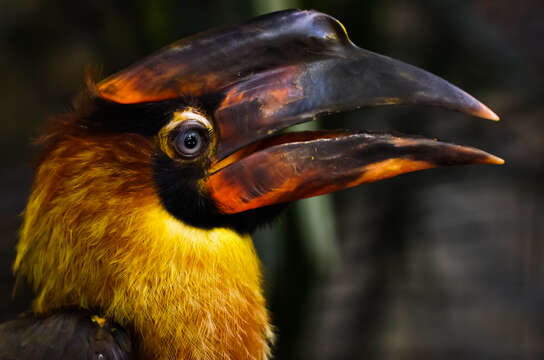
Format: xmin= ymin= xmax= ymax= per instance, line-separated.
xmin=0 ymin=310 xmax=132 ymax=360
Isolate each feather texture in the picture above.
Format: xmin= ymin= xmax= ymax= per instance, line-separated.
xmin=14 ymin=115 xmax=273 ymax=359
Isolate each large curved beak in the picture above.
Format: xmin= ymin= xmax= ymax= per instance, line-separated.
xmin=97 ymin=10 xmax=503 ymax=214
xmin=211 ymin=43 xmax=499 ymax=158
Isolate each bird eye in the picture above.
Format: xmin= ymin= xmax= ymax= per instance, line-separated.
xmin=172 ymin=122 xmax=209 ymax=158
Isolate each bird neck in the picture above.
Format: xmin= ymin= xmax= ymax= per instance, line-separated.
xmin=15 ymin=132 xmax=273 ymax=359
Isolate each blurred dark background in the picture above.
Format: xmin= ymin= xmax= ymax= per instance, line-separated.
xmin=1 ymin=0 xmax=543 ymax=359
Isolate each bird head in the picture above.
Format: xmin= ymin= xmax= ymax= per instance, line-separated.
xmin=14 ymin=10 xmax=502 ymax=359
xmin=92 ymin=9 xmax=501 ymax=233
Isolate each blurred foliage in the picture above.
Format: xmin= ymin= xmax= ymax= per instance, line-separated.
xmin=1 ymin=0 xmax=543 ymax=359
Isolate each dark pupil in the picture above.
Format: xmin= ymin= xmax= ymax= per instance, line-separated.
xmin=184 ymin=132 xmax=199 ymax=149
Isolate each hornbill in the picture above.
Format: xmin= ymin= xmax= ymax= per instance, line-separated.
xmin=0 ymin=10 xmax=502 ymax=360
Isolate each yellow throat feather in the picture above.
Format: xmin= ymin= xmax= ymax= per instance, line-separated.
xmin=15 ymin=119 xmax=273 ymax=359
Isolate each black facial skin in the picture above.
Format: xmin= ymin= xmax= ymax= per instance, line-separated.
xmin=152 ymin=152 xmax=287 ymax=234
xmin=84 ymin=97 xmax=287 ymax=234
xmin=82 ymin=98 xmax=178 ymax=136
xmin=82 ymin=94 xmax=224 ymax=137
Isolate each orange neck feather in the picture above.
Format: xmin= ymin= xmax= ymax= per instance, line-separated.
xmin=15 ymin=129 xmax=273 ymax=359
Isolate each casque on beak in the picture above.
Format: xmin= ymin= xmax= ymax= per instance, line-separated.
xmin=97 ymin=9 xmax=503 ymax=215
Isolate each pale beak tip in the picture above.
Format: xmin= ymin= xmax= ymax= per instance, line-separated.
xmin=485 ymin=154 xmax=505 ymax=165
xmin=477 ymin=104 xmax=500 ymax=121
